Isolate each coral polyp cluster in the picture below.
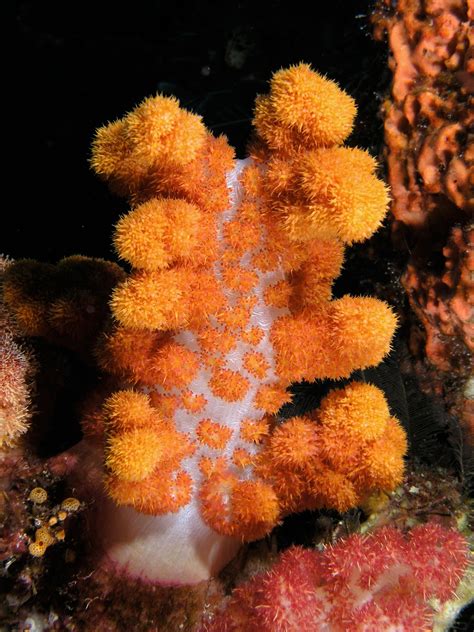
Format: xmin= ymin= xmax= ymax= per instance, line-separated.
xmin=1 ymin=257 xmax=36 ymax=447
xmin=87 ymin=63 xmax=404 ymax=581
xmin=204 ymin=522 xmax=470 ymax=632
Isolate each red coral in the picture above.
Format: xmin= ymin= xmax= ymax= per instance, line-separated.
xmin=203 ymin=523 xmax=469 ymax=632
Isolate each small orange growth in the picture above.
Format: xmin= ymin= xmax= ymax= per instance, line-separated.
xmin=153 ymin=341 xmax=200 ymax=389
xmin=181 ymin=391 xmax=207 ymax=413
xmin=254 ymin=383 xmax=291 ymax=413
xmin=238 ymin=200 xmax=261 ymax=223
xmin=232 ymin=448 xmax=254 ymax=469
xmin=251 ymin=247 xmax=280 ymax=273
xmin=221 ymin=266 xmax=259 ymax=293
xmin=231 ymin=479 xmax=280 ymax=540
xmin=209 ymin=368 xmax=250 ymax=402
xmin=199 ymin=455 xmax=228 ymax=478
xmin=198 ymin=327 xmax=236 ymax=355
xmin=107 ymin=468 xmax=193 ymax=515
xmin=243 ymin=351 xmax=270 ymax=379
xmin=187 ymin=272 xmax=226 ymax=328
xmin=310 ymin=469 xmax=359 ymax=513
xmin=264 ymin=280 xmax=292 ymax=308
xmin=113 ymin=197 xmax=201 ymax=271
xmin=29 ymin=526 xmax=56 ymax=557
xmin=241 ymin=326 xmax=264 ymax=346
xmin=318 ymin=382 xmax=390 ymax=442
xmin=239 ymin=163 xmax=264 ymax=199
xmin=103 ymin=390 xmax=157 ymax=432
xmin=105 ymin=428 xmax=165 ymax=482
xmin=330 ymin=297 xmax=398 ymax=375
xmin=199 ymin=471 xmax=237 ymax=534
xmin=355 ymin=417 xmax=407 ymax=492
xmin=149 ymin=392 xmax=179 ymax=417
xmin=110 ymin=269 xmax=187 ymax=330
xmin=254 ymin=63 xmax=356 ymax=151
xmin=290 ymin=147 xmax=389 ymax=244
xmin=217 ymin=296 xmax=257 ymax=330
xmin=196 ymin=419 xmax=233 ymax=449
xmin=240 ymin=417 xmax=270 ymax=444
xmin=267 ymin=417 xmax=320 ymax=468
xmin=223 ymin=219 xmax=261 ymax=255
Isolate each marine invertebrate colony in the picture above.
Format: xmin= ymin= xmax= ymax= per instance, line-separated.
xmin=202 ymin=522 xmax=470 ymax=631
xmin=0 ymin=257 xmax=36 ymax=447
xmin=373 ymin=0 xmax=473 ymax=444
xmin=86 ymin=63 xmax=404 ymax=584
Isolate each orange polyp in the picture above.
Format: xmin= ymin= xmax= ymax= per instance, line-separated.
xmin=310 ymin=469 xmax=359 ymax=513
xmin=199 ymin=455 xmax=228 ymax=478
xmin=242 ymin=351 xmax=270 ymax=380
xmin=149 ymin=392 xmax=179 ymax=417
xmin=240 ymin=418 xmax=270 ymax=444
xmin=197 ymin=327 xmax=236 ymax=355
xmin=110 ymin=269 xmax=187 ymax=331
xmin=317 ymin=382 xmax=390 ymax=443
xmin=103 ymin=390 xmax=158 ymax=432
xmin=199 ymin=471 xmax=238 ymax=534
xmin=259 ymin=63 xmax=357 ymax=149
xmin=196 ymin=419 xmax=233 ymax=449
xmin=291 ymin=147 xmax=390 ymax=244
xmin=105 ymin=427 xmax=164 ymax=482
xmin=209 ymin=368 xmax=250 ymax=402
xmin=223 ymin=220 xmax=261 ymax=255
xmin=221 ymin=266 xmax=259 ymax=293
xmin=251 ymin=247 xmax=280 ymax=273
xmin=254 ymin=384 xmax=292 ymax=414
xmin=239 ymin=163 xmax=264 ymax=199
xmin=153 ymin=342 xmax=200 ymax=389
xmin=267 ymin=417 xmax=320 ymax=468
xmin=107 ymin=468 xmax=193 ymax=515
xmin=241 ymin=326 xmax=264 ymax=346
xmin=263 ymin=280 xmax=292 ymax=309
xmin=181 ymin=391 xmax=207 ymax=413
xmin=113 ymin=197 xmax=201 ymax=271
xmin=230 ymin=479 xmax=280 ymax=540
xmin=232 ymin=448 xmax=254 ymax=469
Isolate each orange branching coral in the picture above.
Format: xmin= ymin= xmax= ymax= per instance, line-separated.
xmin=90 ymin=64 xmax=404 ymax=572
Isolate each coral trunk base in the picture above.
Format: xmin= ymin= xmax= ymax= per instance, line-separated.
xmin=98 ymin=498 xmax=240 ymax=585
xmin=63 ymin=440 xmax=240 ymax=584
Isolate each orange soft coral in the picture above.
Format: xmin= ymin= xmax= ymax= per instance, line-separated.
xmin=87 ymin=63 xmax=404 ymax=583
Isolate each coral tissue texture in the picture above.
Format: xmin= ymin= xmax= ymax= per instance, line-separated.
xmin=0 ymin=257 xmax=36 ymax=447
xmin=202 ymin=522 xmax=470 ymax=632
xmin=373 ymin=0 xmax=473 ymax=440
xmin=86 ymin=63 xmax=403 ymax=583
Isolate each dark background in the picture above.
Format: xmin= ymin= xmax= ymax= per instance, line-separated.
xmin=13 ymin=0 xmax=389 ymax=263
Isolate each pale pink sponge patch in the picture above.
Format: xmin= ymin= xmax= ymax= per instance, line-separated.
xmin=203 ymin=522 xmax=470 ymax=632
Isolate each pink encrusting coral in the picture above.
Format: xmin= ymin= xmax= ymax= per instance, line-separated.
xmin=56 ymin=63 xmax=406 ymax=584
xmin=203 ymin=522 xmax=470 ymax=632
